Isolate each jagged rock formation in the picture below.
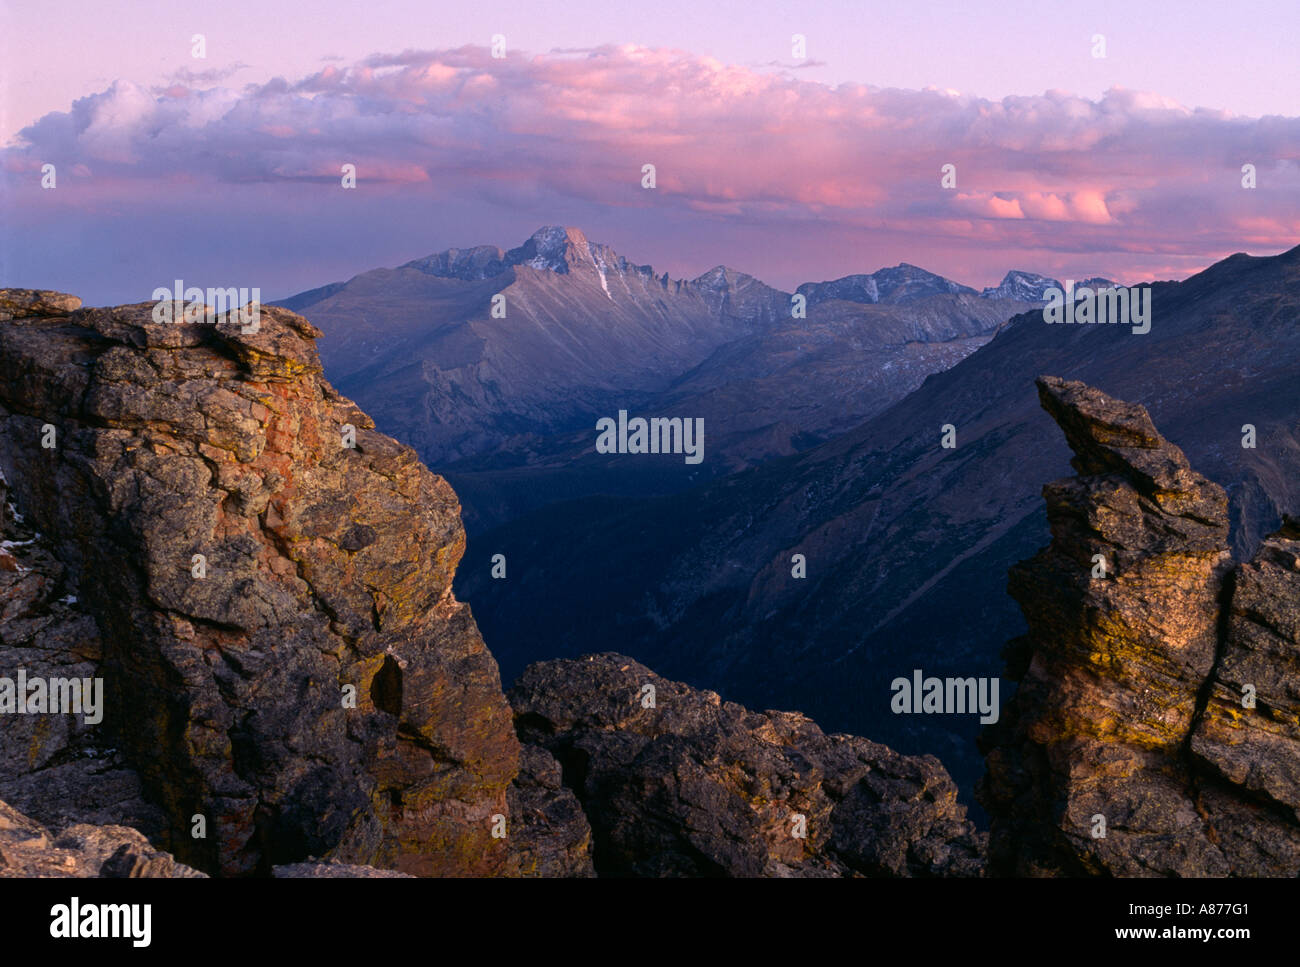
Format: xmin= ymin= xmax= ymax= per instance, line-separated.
xmin=0 ymin=288 xmax=589 ymax=877
xmin=0 ymin=798 xmax=204 ymax=878
xmin=0 ymin=794 xmax=409 ymax=878
xmin=503 ymin=744 xmax=594 ymax=877
xmin=980 ymin=376 xmax=1300 ymax=876
xmin=511 ymin=654 xmax=985 ymax=877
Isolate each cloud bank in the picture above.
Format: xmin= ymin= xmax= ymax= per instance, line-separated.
xmin=4 ymin=44 xmax=1299 ymax=300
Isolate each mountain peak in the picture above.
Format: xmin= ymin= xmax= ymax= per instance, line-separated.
xmin=796 ymin=263 xmax=975 ymax=307
xmin=505 ymin=226 xmax=596 ymax=274
xmin=870 ymin=263 xmax=976 ymax=300
xmin=528 ymin=224 xmax=590 ymax=252
xmin=404 ymin=226 xmax=602 ymax=280
xmin=691 ymin=265 xmax=753 ymax=289
xmin=980 ymin=270 xmax=1062 ymax=303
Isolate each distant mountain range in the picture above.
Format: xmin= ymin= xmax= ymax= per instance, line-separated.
xmin=455 ymin=244 xmax=1300 ymax=795
xmin=795 ymin=264 xmax=1120 ymax=308
xmin=978 ymin=271 xmax=1121 ymax=303
xmin=278 ymin=226 xmax=1104 ymax=530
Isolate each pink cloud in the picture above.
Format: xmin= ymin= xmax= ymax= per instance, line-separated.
xmin=954 ymin=193 xmax=1026 ymax=219
xmin=3 ymin=45 xmax=1298 ymax=291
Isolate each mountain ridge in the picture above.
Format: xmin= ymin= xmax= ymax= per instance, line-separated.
xmin=275 ymin=225 xmax=1114 ymax=530
xmin=286 ymin=224 xmax=1107 ymax=312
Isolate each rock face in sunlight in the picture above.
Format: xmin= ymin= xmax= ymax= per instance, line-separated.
xmin=980 ymin=377 xmax=1300 ymax=876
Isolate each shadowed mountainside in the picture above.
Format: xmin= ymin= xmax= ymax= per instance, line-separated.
xmin=458 ymin=245 xmax=1300 ymax=794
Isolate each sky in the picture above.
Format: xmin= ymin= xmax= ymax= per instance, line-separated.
xmin=2 ymin=0 xmax=1298 ymax=304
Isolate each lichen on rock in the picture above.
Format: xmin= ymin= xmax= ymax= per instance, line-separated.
xmin=980 ymin=376 xmax=1300 ymax=876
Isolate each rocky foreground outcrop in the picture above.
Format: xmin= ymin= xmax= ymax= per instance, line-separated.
xmin=0 ymin=794 xmax=415 ymax=878
xmin=0 ymin=288 xmax=588 ymax=876
xmin=980 ymin=376 xmax=1300 ymax=876
xmin=0 ymin=797 xmax=203 ymax=878
xmin=1 ymin=460 xmax=170 ymax=840
xmin=512 ymin=654 xmax=985 ymax=876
